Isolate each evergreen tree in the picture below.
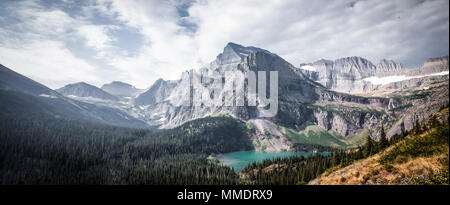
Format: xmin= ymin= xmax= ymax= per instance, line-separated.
xmin=364 ymin=135 xmax=374 ymax=157
xmin=380 ymin=124 xmax=389 ymax=149
xmin=414 ymin=119 xmax=422 ymax=135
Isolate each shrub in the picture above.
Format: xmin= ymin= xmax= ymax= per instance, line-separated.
xmin=413 ymin=168 xmax=449 ymax=185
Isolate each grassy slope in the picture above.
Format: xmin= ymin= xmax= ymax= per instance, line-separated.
xmin=280 ymin=125 xmax=368 ymax=149
xmin=310 ymin=111 xmax=449 ymax=185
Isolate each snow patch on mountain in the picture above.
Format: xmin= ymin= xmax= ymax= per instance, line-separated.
xmin=300 ymin=65 xmax=316 ymax=71
xmin=363 ymin=71 xmax=449 ymax=85
xmin=39 ymin=94 xmax=57 ymax=98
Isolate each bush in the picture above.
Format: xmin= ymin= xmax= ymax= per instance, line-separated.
xmin=413 ymin=168 xmax=449 ymax=185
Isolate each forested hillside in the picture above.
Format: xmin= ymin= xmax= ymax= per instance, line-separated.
xmin=0 ymin=102 xmax=252 ymax=184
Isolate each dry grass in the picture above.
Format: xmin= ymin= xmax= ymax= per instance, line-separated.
xmin=311 ymin=144 xmax=448 ymax=185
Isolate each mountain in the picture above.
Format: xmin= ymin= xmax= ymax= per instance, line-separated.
xmin=411 ymin=56 xmax=449 ymax=75
xmin=101 ymin=81 xmax=143 ymax=98
xmin=132 ymin=43 xmax=448 ymax=152
xmin=0 ymin=64 xmax=55 ymax=96
xmin=134 ymin=78 xmax=178 ymax=106
xmin=0 ymin=65 xmax=148 ymax=128
xmin=209 ymin=42 xmax=269 ymax=74
xmin=298 ymin=57 xmax=408 ymax=93
xmin=135 ymin=44 xmax=398 ymax=150
xmin=375 ymin=59 xmax=406 ymax=75
xmin=2 ymin=43 xmax=448 ymax=152
xmin=1 ymin=42 xmax=448 ymax=186
xmin=298 ymin=56 xmax=448 ymax=94
xmin=56 ymin=82 xmax=119 ymax=101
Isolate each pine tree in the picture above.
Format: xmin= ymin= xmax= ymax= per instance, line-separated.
xmin=380 ymin=124 xmax=389 ymax=149
xmin=364 ymin=135 xmax=374 ymax=157
xmin=414 ymin=119 xmax=421 ymax=135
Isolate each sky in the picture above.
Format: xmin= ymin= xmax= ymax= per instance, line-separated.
xmin=0 ymin=0 xmax=448 ymax=89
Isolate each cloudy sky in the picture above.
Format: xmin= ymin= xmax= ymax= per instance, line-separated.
xmin=0 ymin=0 xmax=448 ymax=89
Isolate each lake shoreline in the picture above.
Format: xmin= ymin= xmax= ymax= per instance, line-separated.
xmin=216 ymin=150 xmax=326 ymax=172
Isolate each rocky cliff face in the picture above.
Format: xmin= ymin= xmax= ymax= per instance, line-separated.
xmin=298 ymin=56 xmax=448 ymax=94
xmin=385 ymin=82 xmax=449 ymax=138
xmin=375 ymin=59 xmax=406 ymax=76
xmin=298 ymin=57 xmax=408 ymax=93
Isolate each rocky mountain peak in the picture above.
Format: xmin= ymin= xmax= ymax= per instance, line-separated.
xmin=134 ymin=78 xmax=178 ymax=106
xmin=101 ymin=81 xmax=142 ymax=98
xmin=376 ymin=59 xmax=404 ymax=71
xmin=210 ymin=42 xmax=269 ymax=73
xmin=423 ymin=56 xmax=449 ymax=68
xmin=312 ymin=59 xmax=334 ymax=66
xmin=224 ymin=42 xmax=268 ymax=59
xmin=418 ymin=56 xmax=449 ymax=75
xmin=425 ymin=56 xmax=449 ymax=63
xmin=56 ymin=82 xmax=118 ymax=101
xmin=333 ymin=56 xmax=375 ymax=71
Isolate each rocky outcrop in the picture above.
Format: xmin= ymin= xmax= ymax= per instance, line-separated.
xmin=386 ymin=83 xmax=449 ymax=137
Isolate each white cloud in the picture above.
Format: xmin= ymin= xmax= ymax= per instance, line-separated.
xmin=76 ymin=25 xmax=118 ymax=51
xmin=186 ymin=0 xmax=449 ymax=67
xmin=0 ymin=40 xmax=100 ymax=89
xmin=0 ymin=0 xmax=448 ymax=90
xmin=94 ymin=0 xmax=203 ymax=88
xmin=96 ymin=0 xmax=449 ymax=89
xmin=0 ymin=0 xmax=119 ymax=88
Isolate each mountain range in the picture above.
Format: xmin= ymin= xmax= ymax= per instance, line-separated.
xmin=0 ymin=64 xmax=148 ymax=128
xmin=1 ymin=42 xmax=448 ymax=151
xmin=298 ymin=56 xmax=449 ymax=94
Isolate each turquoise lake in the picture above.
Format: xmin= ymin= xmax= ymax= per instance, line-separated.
xmin=218 ymin=150 xmax=326 ymax=172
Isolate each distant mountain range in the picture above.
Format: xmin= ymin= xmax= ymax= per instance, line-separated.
xmin=1 ymin=42 xmax=448 ymax=151
xmin=56 ymin=82 xmax=119 ymax=101
xmin=0 ymin=64 xmax=148 ymax=128
xmin=298 ymin=56 xmax=449 ymax=93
